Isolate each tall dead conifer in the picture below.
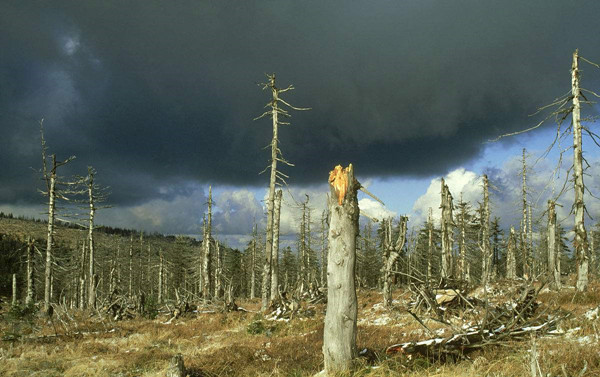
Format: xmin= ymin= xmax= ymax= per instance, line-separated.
xmin=255 ymin=73 xmax=309 ymax=311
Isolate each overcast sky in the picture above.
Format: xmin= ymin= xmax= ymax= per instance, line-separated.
xmin=2 ymin=1 xmax=600 ymax=248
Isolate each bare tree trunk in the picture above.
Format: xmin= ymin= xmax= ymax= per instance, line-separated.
xmin=203 ymin=186 xmax=213 ymax=299
xmin=572 ymin=50 xmax=589 ymax=292
xmin=481 ymin=175 xmax=492 ymax=286
xmin=44 ymin=156 xmax=57 ymax=312
xmin=214 ymin=241 xmax=222 ymax=298
xmin=306 ymin=202 xmax=313 ymax=290
xmin=299 ymin=200 xmax=307 ymax=294
xmin=323 ymin=164 xmax=359 ymax=374
xmin=79 ymin=239 xmax=87 ymax=309
xmin=262 ymin=76 xmax=279 ymax=312
xmin=250 ymin=224 xmax=257 ymax=299
xmin=321 ymin=209 xmax=328 ymax=287
xmin=440 ymin=178 xmax=454 ymax=279
xmin=12 ymin=274 xmax=17 ymax=306
xmin=547 ymin=200 xmax=561 ymax=290
xmin=427 ymin=207 xmax=433 ymax=282
xmin=158 ymin=250 xmax=164 ymax=304
xmin=270 ymin=189 xmax=283 ymax=303
xmin=128 ymin=235 xmax=134 ymax=298
xmin=383 ymin=217 xmax=408 ymax=307
xmin=521 ymin=148 xmax=530 ymax=280
xmin=25 ymin=237 xmax=35 ymax=305
xmin=87 ymin=169 xmax=97 ymax=309
xmin=506 ymin=226 xmax=517 ymax=279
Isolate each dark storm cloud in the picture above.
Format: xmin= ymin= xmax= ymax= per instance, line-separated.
xmin=2 ymin=0 xmax=600 ymax=206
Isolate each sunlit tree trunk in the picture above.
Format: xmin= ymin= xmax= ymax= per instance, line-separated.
xmin=323 ymin=164 xmax=358 ymax=374
xmin=481 ymin=175 xmax=492 ymax=286
xmin=270 ymin=189 xmax=283 ymax=303
xmin=25 ymin=236 xmax=35 ymax=305
xmin=44 ymin=155 xmax=57 ymax=312
xmin=382 ymin=217 xmax=407 ymax=307
xmin=547 ymin=200 xmax=561 ymax=290
xmin=572 ymin=50 xmax=589 ymax=292
xmin=440 ymin=178 xmax=454 ymax=279
xmin=203 ymin=187 xmax=213 ymax=299
xmin=506 ymin=226 xmax=517 ymax=279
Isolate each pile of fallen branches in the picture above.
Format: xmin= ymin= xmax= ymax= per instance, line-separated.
xmin=390 ymin=282 xmax=570 ymax=360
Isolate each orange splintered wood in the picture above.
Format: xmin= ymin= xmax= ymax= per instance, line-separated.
xmin=329 ymin=164 xmax=349 ymax=205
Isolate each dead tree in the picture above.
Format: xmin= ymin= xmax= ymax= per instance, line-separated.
xmin=571 ymin=50 xmax=589 ymax=292
xmin=481 ymin=175 xmax=492 ymax=286
xmin=506 ymin=226 xmax=517 ymax=279
xmin=250 ymin=224 xmax=257 ymax=299
xmin=323 ymin=164 xmax=359 ymax=374
xmin=25 ymin=236 xmax=35 ymax=305
xmin=456 ymin=197 xmax=470 ymax=283
xmin=40 ymin=122 xmax=77 ymax=312
xmin=440 ymin=178 xmax=454 ymax=279
xmin=79 ymin=240 xmax=87 ymax=308
xmin=83 ymin=166 xmax=109 ymax=309
xmin=270 ymin=189 xmax=283 ymax=304
xmin=491 ymin=50 xmax=600 ymax=291
xmin=427 ymin=207 xmax=434 ymax=282
xmin=12 ymin=274 xmax=17 ymax=306
xmin=382 ymin=216 xmax=408 ymax=307
xmin=320 ymin=209 xmax=328 ymax=287
xmin=520 ymin=149 xmax=531 ymax=280
xmin=203 ymin=186 xmax=213 ymax=299
xmin=547 ymin=200 xmax=561 ymax=289
xmin=158 ymin=249 xmax=164 ymax=304
xmin=214 ymin=241 xmax=223 ymax=299
xmin=255 ymin=73 xmax=309 ymax=312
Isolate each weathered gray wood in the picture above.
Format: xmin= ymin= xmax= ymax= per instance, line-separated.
xmin=203 ymin=186 xmax=213 ymax=299
xmin=506 ymin=227 xmax=517 ymax=280
xmin=323 ymin=164 xmax=359 ymax=374
xmin=25 ymin=236 xmax=35 ymax=305
xmin=383 ymin=216 xmax=407 ymax=307
xmin=481 ymin=175 xmax=492 ymax=286
xmin=572 ymin=50 xmax=589 ymax=292
xmin=547 ymin=200 xmax=560 ymax=289
xmin=521 ymin=148 xmax=530 ymax=280
xmin=270 ymin=189 xmax=283 ymax=303
xmin=440 ymin=178 xmax=454 ymax=278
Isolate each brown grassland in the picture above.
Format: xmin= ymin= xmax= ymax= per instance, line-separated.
xmin=1 ymin=279 xmax=600 ymax=377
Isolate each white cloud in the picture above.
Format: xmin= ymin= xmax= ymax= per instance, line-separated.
xmin=358 ymin=198 xmax=396 ymax=222
xmin=411 ymin=168 xmax=483 ymax=227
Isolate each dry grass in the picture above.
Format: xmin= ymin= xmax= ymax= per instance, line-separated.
xmin=1 ymin=280 xmax=600 ymax=376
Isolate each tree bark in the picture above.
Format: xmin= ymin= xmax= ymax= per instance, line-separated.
xmin=250 ymin=224 xmax=257 ymax=299
xmin=572 ymin=49 xmax=589 ymax=292
xmin=383 ymin=217 xmax=407 ymax=307
xmin=521 ymin=148 xmax=530 ymax=280
xmin=203 ymin=186 xmax=213 ymax=299
xmin=25 ymin=236 xmax=35 ymax=305
xmin=481 ymin=175 xmax=492 ymax=286
xmin=87 ymin=168 xmax=97 ymax=309
xmin=44 ymin=155 xmax=57 ymax=312
xmin=270 ymin=189 xmax=283 ymax=303
xmin=506 ymin=226 xmax=517 ymax=279
xmin=158 ymin=250 xmax=164 ymax=304
xmin=547 ymin=200 xmax=561 ymax=290
xmin=214 ymin=241 xmax=222 ymax=298
xmin=262 ymin=75 xmax=280 ymax=312
xmin=321 ymin=209 xmax=328 ymax=287
xmin=440 ymin=178 xmax=454 ymax=279
xmin=323 ymin=164 xmax=359 ymax=374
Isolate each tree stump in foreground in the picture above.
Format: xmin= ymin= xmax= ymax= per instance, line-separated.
xmin=323 ymin=164 xmax=359 ymax=374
